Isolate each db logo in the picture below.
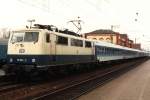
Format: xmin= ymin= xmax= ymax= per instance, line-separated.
xmin=19 ymin=49 xmax=25 ymax=53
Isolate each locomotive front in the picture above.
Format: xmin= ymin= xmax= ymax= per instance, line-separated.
xmin=7 ymin=29 xmax=46 ymax=71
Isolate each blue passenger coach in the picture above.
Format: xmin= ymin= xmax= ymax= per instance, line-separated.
xmin=0 ymin=39 xmax=8 ymax=65
xmin=94 ymin=42 xmax=148 ymax=62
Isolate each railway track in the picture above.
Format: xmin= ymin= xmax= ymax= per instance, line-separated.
xmin=0 ymin=58 xmax=148 ymax=100
xmin=32 ymin=58 xmax=147 ymax=100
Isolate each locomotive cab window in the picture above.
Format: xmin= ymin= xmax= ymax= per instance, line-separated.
xmin=11 ymin=32 xmax=39 ymax=43
xmin=24 ymin=32 xmax=39 ymax=42
xmin=57 ymin=36 xmax=68 ymax=45
xmin=11 ymin=32 xmax=24 ymax=43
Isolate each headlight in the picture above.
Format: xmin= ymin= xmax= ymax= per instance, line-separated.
xmin=10 ymin=58 xmax=13 ymax=62
xmin=32 ymin=59 xmax=36 ymax=62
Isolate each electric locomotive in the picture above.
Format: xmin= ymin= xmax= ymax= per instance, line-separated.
xmin=7 ymin=24 xmax=95 ymax=72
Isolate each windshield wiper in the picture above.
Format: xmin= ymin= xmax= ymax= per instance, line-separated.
xmin=12 ymin=41 xmax=16 ymax=44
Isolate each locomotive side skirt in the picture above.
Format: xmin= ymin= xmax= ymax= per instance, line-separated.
xmin=7 ymin=54 xmax=95 ymax=66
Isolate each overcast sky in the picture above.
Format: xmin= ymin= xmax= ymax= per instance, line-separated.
xmin=0 ymin=0 xmax=150 ymax=50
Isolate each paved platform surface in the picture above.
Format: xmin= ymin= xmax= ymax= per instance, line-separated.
xmin=79 ymin=60 xmax=150 ymax=100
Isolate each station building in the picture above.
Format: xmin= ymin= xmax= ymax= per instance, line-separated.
xmin=85 ymin=29 xmax=140 ymax=49
xmin=133 ymin=43 xmax=141 ymax=50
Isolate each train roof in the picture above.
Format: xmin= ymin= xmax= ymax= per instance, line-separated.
xmin=52 ymin=30 xmax=147 ymax=53
xmin=13 ymin=28 xmax=43 ymax=32
xmin=13 ymin=28 xmax=148 ymax=53
xmin=94 ymin=40 xmax=146 ymax=53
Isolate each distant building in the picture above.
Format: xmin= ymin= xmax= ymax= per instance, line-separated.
xmin=0 ymin=28 xmax=11 ymax=39
xmin=128 ymin=40 xmax=134 ymax=48
xmin=133 ymin=43 xmax=141 ymax=50
xmin=85 ymin=29 xmax=135 ymax=48
xmin=85 ymin=29 xmax=118 ymax=44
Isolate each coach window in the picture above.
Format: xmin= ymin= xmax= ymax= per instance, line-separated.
xmin=71 ymin=39 xmax=83 ymax=47
xmin=46 ymin=34 xmax=50 ymax=43
xmin=99 ymin=47 xmax=103 ymax=53
xmin=106 ymin=48 xmax=108 ymax=55
xmin=57 ymin=36 xmax=68 ymax=45
xmin=85 ymin=41 xmax=91 ymax=48
xmin=108 ymin=48 xmax=110 ymax=56
xmin=102 ymin=47 xmax=105 ymax=55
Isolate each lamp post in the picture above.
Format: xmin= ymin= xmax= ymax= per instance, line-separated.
xmin=135 ymin=12 xmax=139 ymax=22
xmin=110 ymin=25 xmax=115 ymax=43
xmin=110 ymin=25 xmax=120 ymax=43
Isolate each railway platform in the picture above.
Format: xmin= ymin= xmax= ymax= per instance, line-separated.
xmin=79 ymin=59 xmax=150 ymax=100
